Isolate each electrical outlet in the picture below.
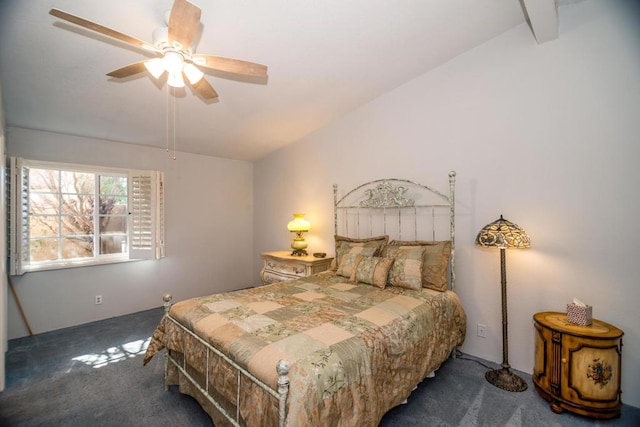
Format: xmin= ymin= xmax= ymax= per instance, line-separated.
xmin=95 ymin=295 xmax=103 ymax=305
xmin=477 ymin=323 xmax=487 ymax=338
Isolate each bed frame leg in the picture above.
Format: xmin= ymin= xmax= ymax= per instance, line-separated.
xmin=163 ymin=293 xmax=173 ymax=391
xmin=276 ymin=360 xmax=290 ymax=427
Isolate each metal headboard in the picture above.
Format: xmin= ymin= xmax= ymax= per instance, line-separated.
xmin=333 ymin=172 xmax=456 ymax=290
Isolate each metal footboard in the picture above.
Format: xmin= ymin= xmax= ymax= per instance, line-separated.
xmin=162 ymin=294 xmax=290 ymax=427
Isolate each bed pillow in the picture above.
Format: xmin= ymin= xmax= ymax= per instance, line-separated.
xmin=349 ymin=255 xmax=394 ymax=289
xmin=387 ymin=240 xmax=451 ymax=291
xmin=333 ymin=235 xmax=389 ymax=270
xmin=336 ymin=246 xmax=382 ymax=278
xmin=380 ymin=245 xmax=426 ymax=290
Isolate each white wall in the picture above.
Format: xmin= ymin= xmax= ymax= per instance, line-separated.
xmin=254 ymin=0 xmax=640 ymax=408
xmin=0 ymin=81 xmax=7 ymax=391
xmin=6 ymin=127 xmax=256 ymax=339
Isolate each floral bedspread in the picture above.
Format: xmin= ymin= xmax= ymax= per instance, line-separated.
xmin=144 ymin=271 xmax=466 ymax=426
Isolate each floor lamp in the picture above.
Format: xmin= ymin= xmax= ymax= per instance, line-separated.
xmin=475 ymin=215 xmax=531 ymax=392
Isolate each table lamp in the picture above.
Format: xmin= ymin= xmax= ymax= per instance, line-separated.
xmin=287 ymin=213 xmax=310 ymax=256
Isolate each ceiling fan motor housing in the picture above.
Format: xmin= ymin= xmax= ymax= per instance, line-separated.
xmin=152 ymin=27 xmax=169 ymax=46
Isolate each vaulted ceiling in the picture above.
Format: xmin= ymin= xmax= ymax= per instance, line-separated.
xmin=0 ymin=0 xmax=566 ymax=161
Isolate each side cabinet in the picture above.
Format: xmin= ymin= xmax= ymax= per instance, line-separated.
xmin=533 ymin=312 xmax=623 ymax=419
xmin=260 ymin=251 xmax=333 ymax=285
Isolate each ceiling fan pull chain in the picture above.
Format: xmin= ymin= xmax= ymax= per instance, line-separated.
xmin=166 ymin=83 xmax=170 ymax=155
xmin=172 ymin=87 xmax=177 ymax=160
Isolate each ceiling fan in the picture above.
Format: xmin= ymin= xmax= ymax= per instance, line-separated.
xmin=49 ymin=0 xmax=267 ymax=100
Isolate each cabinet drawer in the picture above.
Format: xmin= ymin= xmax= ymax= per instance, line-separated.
xmin=262 ymin=270 xmax=302 ymax=284
xmin=264 ymin=259 xmax=308 ymax=277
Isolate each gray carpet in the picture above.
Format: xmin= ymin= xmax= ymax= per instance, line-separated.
xmin=0 ymin=307 xmax=638 ymax=426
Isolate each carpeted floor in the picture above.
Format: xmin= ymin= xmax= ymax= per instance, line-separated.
xmin=0 ymin=307 xmax=638 ymax=426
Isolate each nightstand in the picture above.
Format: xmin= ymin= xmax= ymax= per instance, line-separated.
xmin=260 ymin=251 xmax=333 ymax=285
xmin=533 ymin=311 xmax=623 ymax=419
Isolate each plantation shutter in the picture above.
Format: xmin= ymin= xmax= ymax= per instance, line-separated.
xmin=128 ymin=170 xmax=165 ymax=260
xmin=8 ymin=157 xmax=29 ymax=276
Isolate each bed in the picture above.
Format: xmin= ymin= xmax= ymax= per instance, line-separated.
xmin=143 ymin=173 xmax=467 ymax=426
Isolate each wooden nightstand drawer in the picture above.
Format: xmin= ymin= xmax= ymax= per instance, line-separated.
xmin=260 ymin=251 xmax=333 ymax=285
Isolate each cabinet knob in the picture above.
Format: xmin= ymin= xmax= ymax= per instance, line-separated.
xmin=561 ymin=358 xmax=567 ymax=364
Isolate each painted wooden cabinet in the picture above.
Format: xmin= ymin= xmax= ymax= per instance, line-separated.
xmin=260 ymin=251 xmax=333 ymax=285
xmin=533 ymin=312 xmax=623 ymax=419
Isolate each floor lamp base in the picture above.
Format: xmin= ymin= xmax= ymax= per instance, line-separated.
xmin=485 ymin=368 xmax=528 ymax=392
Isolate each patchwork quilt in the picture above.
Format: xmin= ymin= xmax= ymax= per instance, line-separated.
xmin=144 ymin=271 xmax=466 ymax=426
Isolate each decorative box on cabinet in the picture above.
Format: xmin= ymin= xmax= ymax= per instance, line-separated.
xmin=533 ymin=311 xmax=623 ymax=419
xmin=260 ymin=251 xmax=333 ymax=285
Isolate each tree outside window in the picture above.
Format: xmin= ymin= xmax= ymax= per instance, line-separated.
xmin=27 ymin=168 xmax=128 ymax=262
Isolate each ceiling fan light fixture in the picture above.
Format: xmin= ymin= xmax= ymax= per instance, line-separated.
xmin=163 ymin=51 xmax=184 ymax=74
xmin=167 ymin=71 xmax=185 ymax=88
xmin=144 ymin=58 xmax=165 ymax=79
xmin=183 ymin=63 xmax=204 ymax=84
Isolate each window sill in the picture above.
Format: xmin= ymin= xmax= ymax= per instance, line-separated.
xmin=21 ymin=257 xmax=146 ymax=274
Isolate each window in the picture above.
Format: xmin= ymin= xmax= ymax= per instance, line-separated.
xmin=8 ymin=158 xmax=164 ymax=275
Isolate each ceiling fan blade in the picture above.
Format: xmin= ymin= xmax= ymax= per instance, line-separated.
xmin=194 ymin=55 xmax=268 ymax=77
xmin=190 ymin=78 xmax=219 ymax=100
xmin=107 ymin=62 xmax=148 ymax=78
xmin=49 ymin=8 xmax=158 ymax=53
xmin=168 ymin=0 xmax=201 ymax=49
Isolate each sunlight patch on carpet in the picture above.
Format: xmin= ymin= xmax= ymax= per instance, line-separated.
xmin=459 ymin=385 xmax=483 ymax=425
xmin=72 ymin=337 xmax=151 ymax=368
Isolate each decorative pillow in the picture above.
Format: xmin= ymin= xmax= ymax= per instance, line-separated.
xmin=333 ymin=235 xmax=389 ymax=270
xmin=387 ymin=240 xmax=451 ymax=291
xmin=349 ymin=255 xmax=394 ymax=289
xmin=336 ymin=245 xmax=381 ymax=278
xmin=380 ymin=245 xmax=426 ymax=290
